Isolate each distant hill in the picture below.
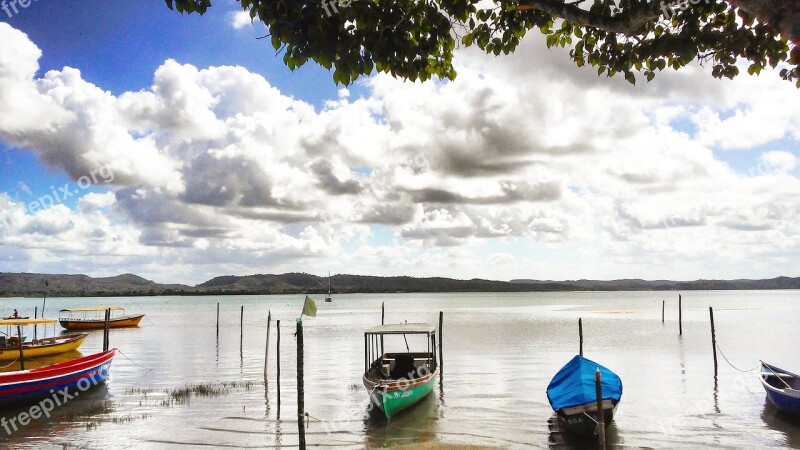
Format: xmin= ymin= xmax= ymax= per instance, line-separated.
xmin=196 ymin=273 xmax=576 ymax=295
xmin=0 ymin=272 xmax=797 ymax=298
xmin=509 ymin=276 xmax=800 ymax=291
xmin=0 ymin=273 xmax=192 ymax=297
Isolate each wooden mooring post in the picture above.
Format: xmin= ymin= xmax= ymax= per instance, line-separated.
xmin=103 ymin=307 xmax=111 ymax=352
xmin=709 ymin=307 xmax=718 ymax=377
xmin=240 ymin=305 xmax=244 ymax=343
xmin=16 ymin=325 xmax=24 ymax=371
xmin=438 ymin=311 xmax=444 ymax=377
xmin=579 ymin=318 xmax=584 ymax=356
xmin=296 ymin=319 xmax=306 ymax=450
xmin=277 ymin=320 xmax=281 ymax=407
xmin=34 ymin=306 xmax=38 ymax=341
xmin=264 ymin=311 xmax=271 ymax=381
xmin=216 ymin=302 xmax=220 ymax=337
xmin=678 ymin=294 xmax=683 ymax=336
xmin=595 ymin=369 xmax=606 ymax=450
xmin=661 ymin=300 xmax=665 ymax=323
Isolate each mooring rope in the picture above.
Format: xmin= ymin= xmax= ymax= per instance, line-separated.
xmin=115 ymin=348 xmax=154 ymax=373
xmin=715 ymin=342 xmax=760 ymax=372
xmin=0 ymin=357 xmax=20 ymax=369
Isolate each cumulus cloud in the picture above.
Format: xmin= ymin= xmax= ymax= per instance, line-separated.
xmin=0 ymin=23 xmax=798 ymax=283
xmin=229 ymin=11 xmax=253 ymax=30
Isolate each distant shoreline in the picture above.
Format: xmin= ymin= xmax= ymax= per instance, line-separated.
xmin=1 ymin=272 xmax=798 ymax=298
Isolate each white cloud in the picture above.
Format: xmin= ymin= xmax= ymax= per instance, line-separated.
xmin=229 ymin=11 xmax=252 ymax=30
xmin=0 ymin=23 xmax=798 ymax=283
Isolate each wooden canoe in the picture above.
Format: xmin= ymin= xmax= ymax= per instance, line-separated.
xmin=547 ymin=355 xmax=623 ymax=436
xmin=363 ymin=323 xmax=440 ymax=419
xmin=0 ymin=349 xmax=115 ymax=406
xmin=0 ymin=334 xmax=88 ymax=362
xmin=59 ymin=314 xmax=144 ymax=330
xmin=761 ymin=361 xmax=800 ymax=415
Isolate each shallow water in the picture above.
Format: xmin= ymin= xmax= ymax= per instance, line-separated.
xmin=0 ymin=291 xmax=798 ymax=449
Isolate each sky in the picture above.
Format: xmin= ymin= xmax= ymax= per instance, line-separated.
xmin=0 ymin=1 xmax=798 ymax=285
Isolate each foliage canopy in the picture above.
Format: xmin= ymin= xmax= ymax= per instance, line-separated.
xmin=166 ymin=0 xmax=800 ymax=86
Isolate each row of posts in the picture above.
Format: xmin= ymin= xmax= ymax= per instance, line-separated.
xmin=581 ymin=293 xmax=721 ymax=450
xmin=216 ymin=302 xmax=444 ymax=450
xmin=216 ymin=294 xmax=723 ymax=450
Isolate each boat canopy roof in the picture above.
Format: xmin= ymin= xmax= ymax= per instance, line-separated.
xmin=365 ymin=323 xmax=435 ymax=335
xmin=0 ymin=318 xmax=57 ymax=325
xmin=547 ymin=355 xmax=623 ymax=411
xmin=59 ymin=306 xmax=125 ymax=312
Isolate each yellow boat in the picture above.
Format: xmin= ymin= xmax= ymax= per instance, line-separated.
xmin=0 ymin=319 xmax=88 ymax=362
xmin=58 ymin=307 xmax=144 ymax=330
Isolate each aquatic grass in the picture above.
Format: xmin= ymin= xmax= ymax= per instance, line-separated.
xmin=156 ymin=380 xmax=262 ymax=407
xmin=64 ymin=400 xmax=115 ymax=421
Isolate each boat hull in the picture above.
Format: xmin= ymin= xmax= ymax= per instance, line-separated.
xmin=0 ymin=349 xmax=115 ymax=406
xmin=59 ymin=315 xmax=144 ymax=330
xmin=363 ymin=370 xmax=438 ymax=419
xmin=0 ymin=334 xmax=88 ymax=362
xmin=556 ymin=401 xmax=618 ymax=435
xmin=761 ymin=362 xmax=800 ymax=415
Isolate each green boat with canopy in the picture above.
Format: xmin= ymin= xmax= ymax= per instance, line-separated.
xmin=362 ymin=323 xmax=439 ymax=419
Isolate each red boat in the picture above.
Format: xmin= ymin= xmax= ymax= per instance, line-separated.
xmin=0 ymin=349 xmax=116 ymax=406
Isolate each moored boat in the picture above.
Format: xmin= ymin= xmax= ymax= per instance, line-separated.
xmin=59 ymin=307 xmax=144 ymax=330
xmin=547 ymin=355 xmax=623 ymax=435
xmin=760 ymin=361 xmax=800 ymax=415
xmin=325 ymin=271 xmax=333 ymax=302
xmin=362 ymin=323 xmax=439 ymax=419
xmin=0 ymin=318 xmax=87 ymax=361
xmin=0 ymin=349 xmax=115 ymax=406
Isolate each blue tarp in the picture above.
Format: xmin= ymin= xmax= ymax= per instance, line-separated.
xmin=546 ymin=355 xmax=623 ymax=411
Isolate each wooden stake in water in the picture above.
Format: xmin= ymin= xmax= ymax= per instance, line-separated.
xmin=438 ymin=311 xmax=444 ymax=378
xmin=662 ymin=300 xmax=665 ymax=323
xmin=103 ymin=308 xmax=111 ymax=352
xmin=216 ymin=302 xmax=220 ymax=338
xmin=296 ymin=319 xmax=306 ymax=450
xmin=240 ymin=305 xmax=244 ymax=343
xmin=277 ymin=319 xmax=281 ymax=407
xmin=709 ymin=306 xmax=718 ymax=377
xmin=579 ymin=318 xmax=584 ymax=356
xmin=595 ymin=368 xmax=606 ymax=450
xmin=16 ymin=325 xmax=24 ymax=371
xmin=34 ymin=306 xmax=38 ymax=341
xmin=380 ymin=302 xmax=385 ymax=353
xmin=678 ymin=294 xmax=683 ymax=336
xmin=264 ymin=310 xmax=271 ymax=381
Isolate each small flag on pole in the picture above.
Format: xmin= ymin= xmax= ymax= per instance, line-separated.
xmin=301 ymin=295 xmax=317 ymax=318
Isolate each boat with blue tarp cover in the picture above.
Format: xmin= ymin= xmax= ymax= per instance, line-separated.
xmin=547 ymin=355 xmax=622 ymax=435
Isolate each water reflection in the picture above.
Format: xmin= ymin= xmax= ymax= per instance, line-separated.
xmin=760 ymin=397 xmax=800 ymax=448
xmin=365 ymin=393 xmax=439 ymax=447
xmin=0 ymin=291 xmax=798 ymax=448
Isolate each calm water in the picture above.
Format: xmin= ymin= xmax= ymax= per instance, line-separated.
xmin=0 ymin=291 xmax=798 ymax=449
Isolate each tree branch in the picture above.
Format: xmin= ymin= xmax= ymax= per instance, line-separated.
xmin=515 ymin=0 xmax=665 ymax=35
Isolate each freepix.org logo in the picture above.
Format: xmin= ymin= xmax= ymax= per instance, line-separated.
xmin=1 ymin=0 xmax=40 ymax=19
xmin=0 ymin=361 xmax=111 ymax=436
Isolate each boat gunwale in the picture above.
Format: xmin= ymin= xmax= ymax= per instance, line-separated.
xmin=760 ymin=362 xmax=800 ymax=398
xmin=0 ymin=349 xmax=116 ymax=385
xmin=58 ymin=314 xmax=144 ymax=323
xmin=363 ymin=368 xmax=439 ymax=392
